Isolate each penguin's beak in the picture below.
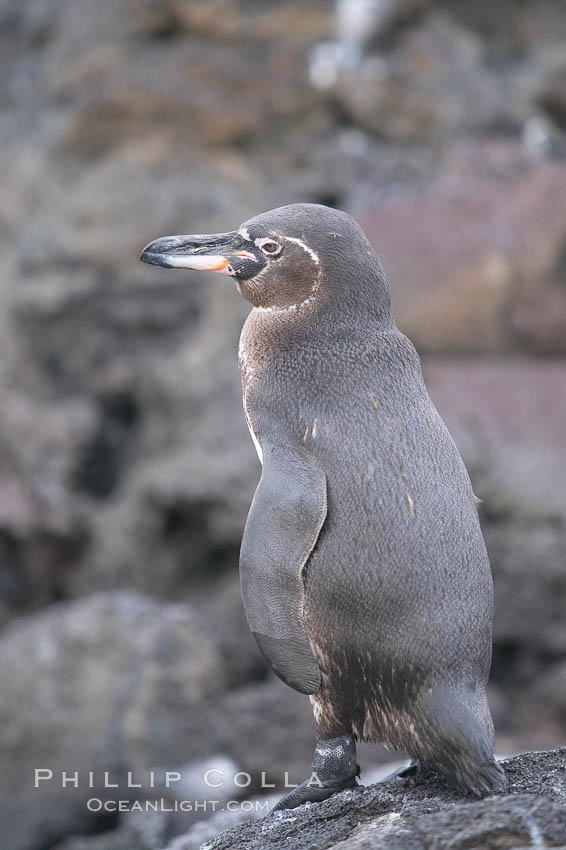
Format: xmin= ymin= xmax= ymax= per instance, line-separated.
xmin=140 ymin=231 xmax=258 ymax=278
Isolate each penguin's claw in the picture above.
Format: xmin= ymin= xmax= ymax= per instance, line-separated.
xmin=383 ymin=760 xmax=421 ymax=782
xmin=272 ymin=774 xmax=360 ymax=811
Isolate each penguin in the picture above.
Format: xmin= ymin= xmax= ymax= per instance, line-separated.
xmin=140 ymin=203 xmax=506 ymax=808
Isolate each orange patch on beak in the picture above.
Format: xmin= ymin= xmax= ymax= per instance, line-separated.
xmin=209 ymin=257 xmax=231 ymax=271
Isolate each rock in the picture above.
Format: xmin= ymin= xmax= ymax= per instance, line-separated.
xmin=336 ymin=0 xmax=437 ymax=49
xmin=486 ymin=525 xmax=566 ymax=653
xmin=0 ymin=392 xmax=95 ymax=617
xmin=0 ymin=593 xmax=228 ymax=850
xmin=3 ymin=0 xmax=330 ymax=152
xmin=163 ymin=794 xmax=278 ymax=850
xmin=172 ymin=1 xmax=331 ymax=46
xmin=355 ymin=140 xmax=566 ymax=354
xmin=209 ymin=678 xmax=316 ymax=789
xmin=536 ymin=662 xmax=566 ymax=726
xmin=335 ymin=13 xmax=525 ymax=141
xmin=450 ymin=0 xmax=566 ymax=54
xmin=190 ymin=574 xmax=267 ymax=689
xmin=423 ymin=357 xmax=566 ymax=523
xmin=535 ymin=52 xmax=566 ymax=133
xmin=53 ymin=831 xmax=141 ymax=850
xmin=170 ymin=748 xmax=566 ymax=850
xmin=53 ymin=813 xmax=168 ymax=850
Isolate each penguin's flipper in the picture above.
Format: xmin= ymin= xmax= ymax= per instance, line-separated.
xmin=240 ymin=445 xmax=326 ymax=695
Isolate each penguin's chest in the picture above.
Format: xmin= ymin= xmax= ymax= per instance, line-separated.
xmin=238 ymin=330 xmax=264 ymax=464
xmin=238 ymin=322 xmax=309 ymax=461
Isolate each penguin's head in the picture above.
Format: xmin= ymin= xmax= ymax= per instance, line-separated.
xmin=141 ymin=203 xmax=391 ymax=319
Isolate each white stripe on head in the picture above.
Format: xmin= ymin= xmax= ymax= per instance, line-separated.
xmin=285 ymin=236 xmax=320 ymax=266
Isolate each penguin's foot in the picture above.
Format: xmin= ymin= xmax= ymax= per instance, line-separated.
xmin=383 ymin=760 xmax=421 ymax=782
xmin=273 ymin=734 xmax=360 ymax=811
xmin=272 ymin=773 xmax=360 ymax=810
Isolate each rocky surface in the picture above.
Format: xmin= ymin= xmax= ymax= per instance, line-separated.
xmin=0 ymin=0 xmax=565 ymax=848
xmin=195 ymin=749 xmax=566 ymax=850
xmin=52 ymin=749 xmax=566 ymax=850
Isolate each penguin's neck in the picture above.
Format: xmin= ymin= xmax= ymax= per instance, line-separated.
xmin=239 ymin=296 xmax=394 ymax=379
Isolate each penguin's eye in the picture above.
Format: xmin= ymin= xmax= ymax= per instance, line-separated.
xmin=257 ymin=239 xmax=283 ymax=256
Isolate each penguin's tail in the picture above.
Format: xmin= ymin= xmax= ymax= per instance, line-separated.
xmin=456 ymin=754 xmax=507 ymax=797
xmin=417 ymin=683 xmax=507 ymax=797
xmin=445 ymin=734 xmax=507 ymax=797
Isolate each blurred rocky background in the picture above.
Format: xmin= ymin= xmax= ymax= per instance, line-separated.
xmin=0 ymin=0 xmax=565 ymax=848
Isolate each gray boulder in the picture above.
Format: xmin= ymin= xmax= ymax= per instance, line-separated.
xmin=0 ymin=592 xmax=227 ymax=850
xmin=356 ymin=140 xmax=566 ymax=355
